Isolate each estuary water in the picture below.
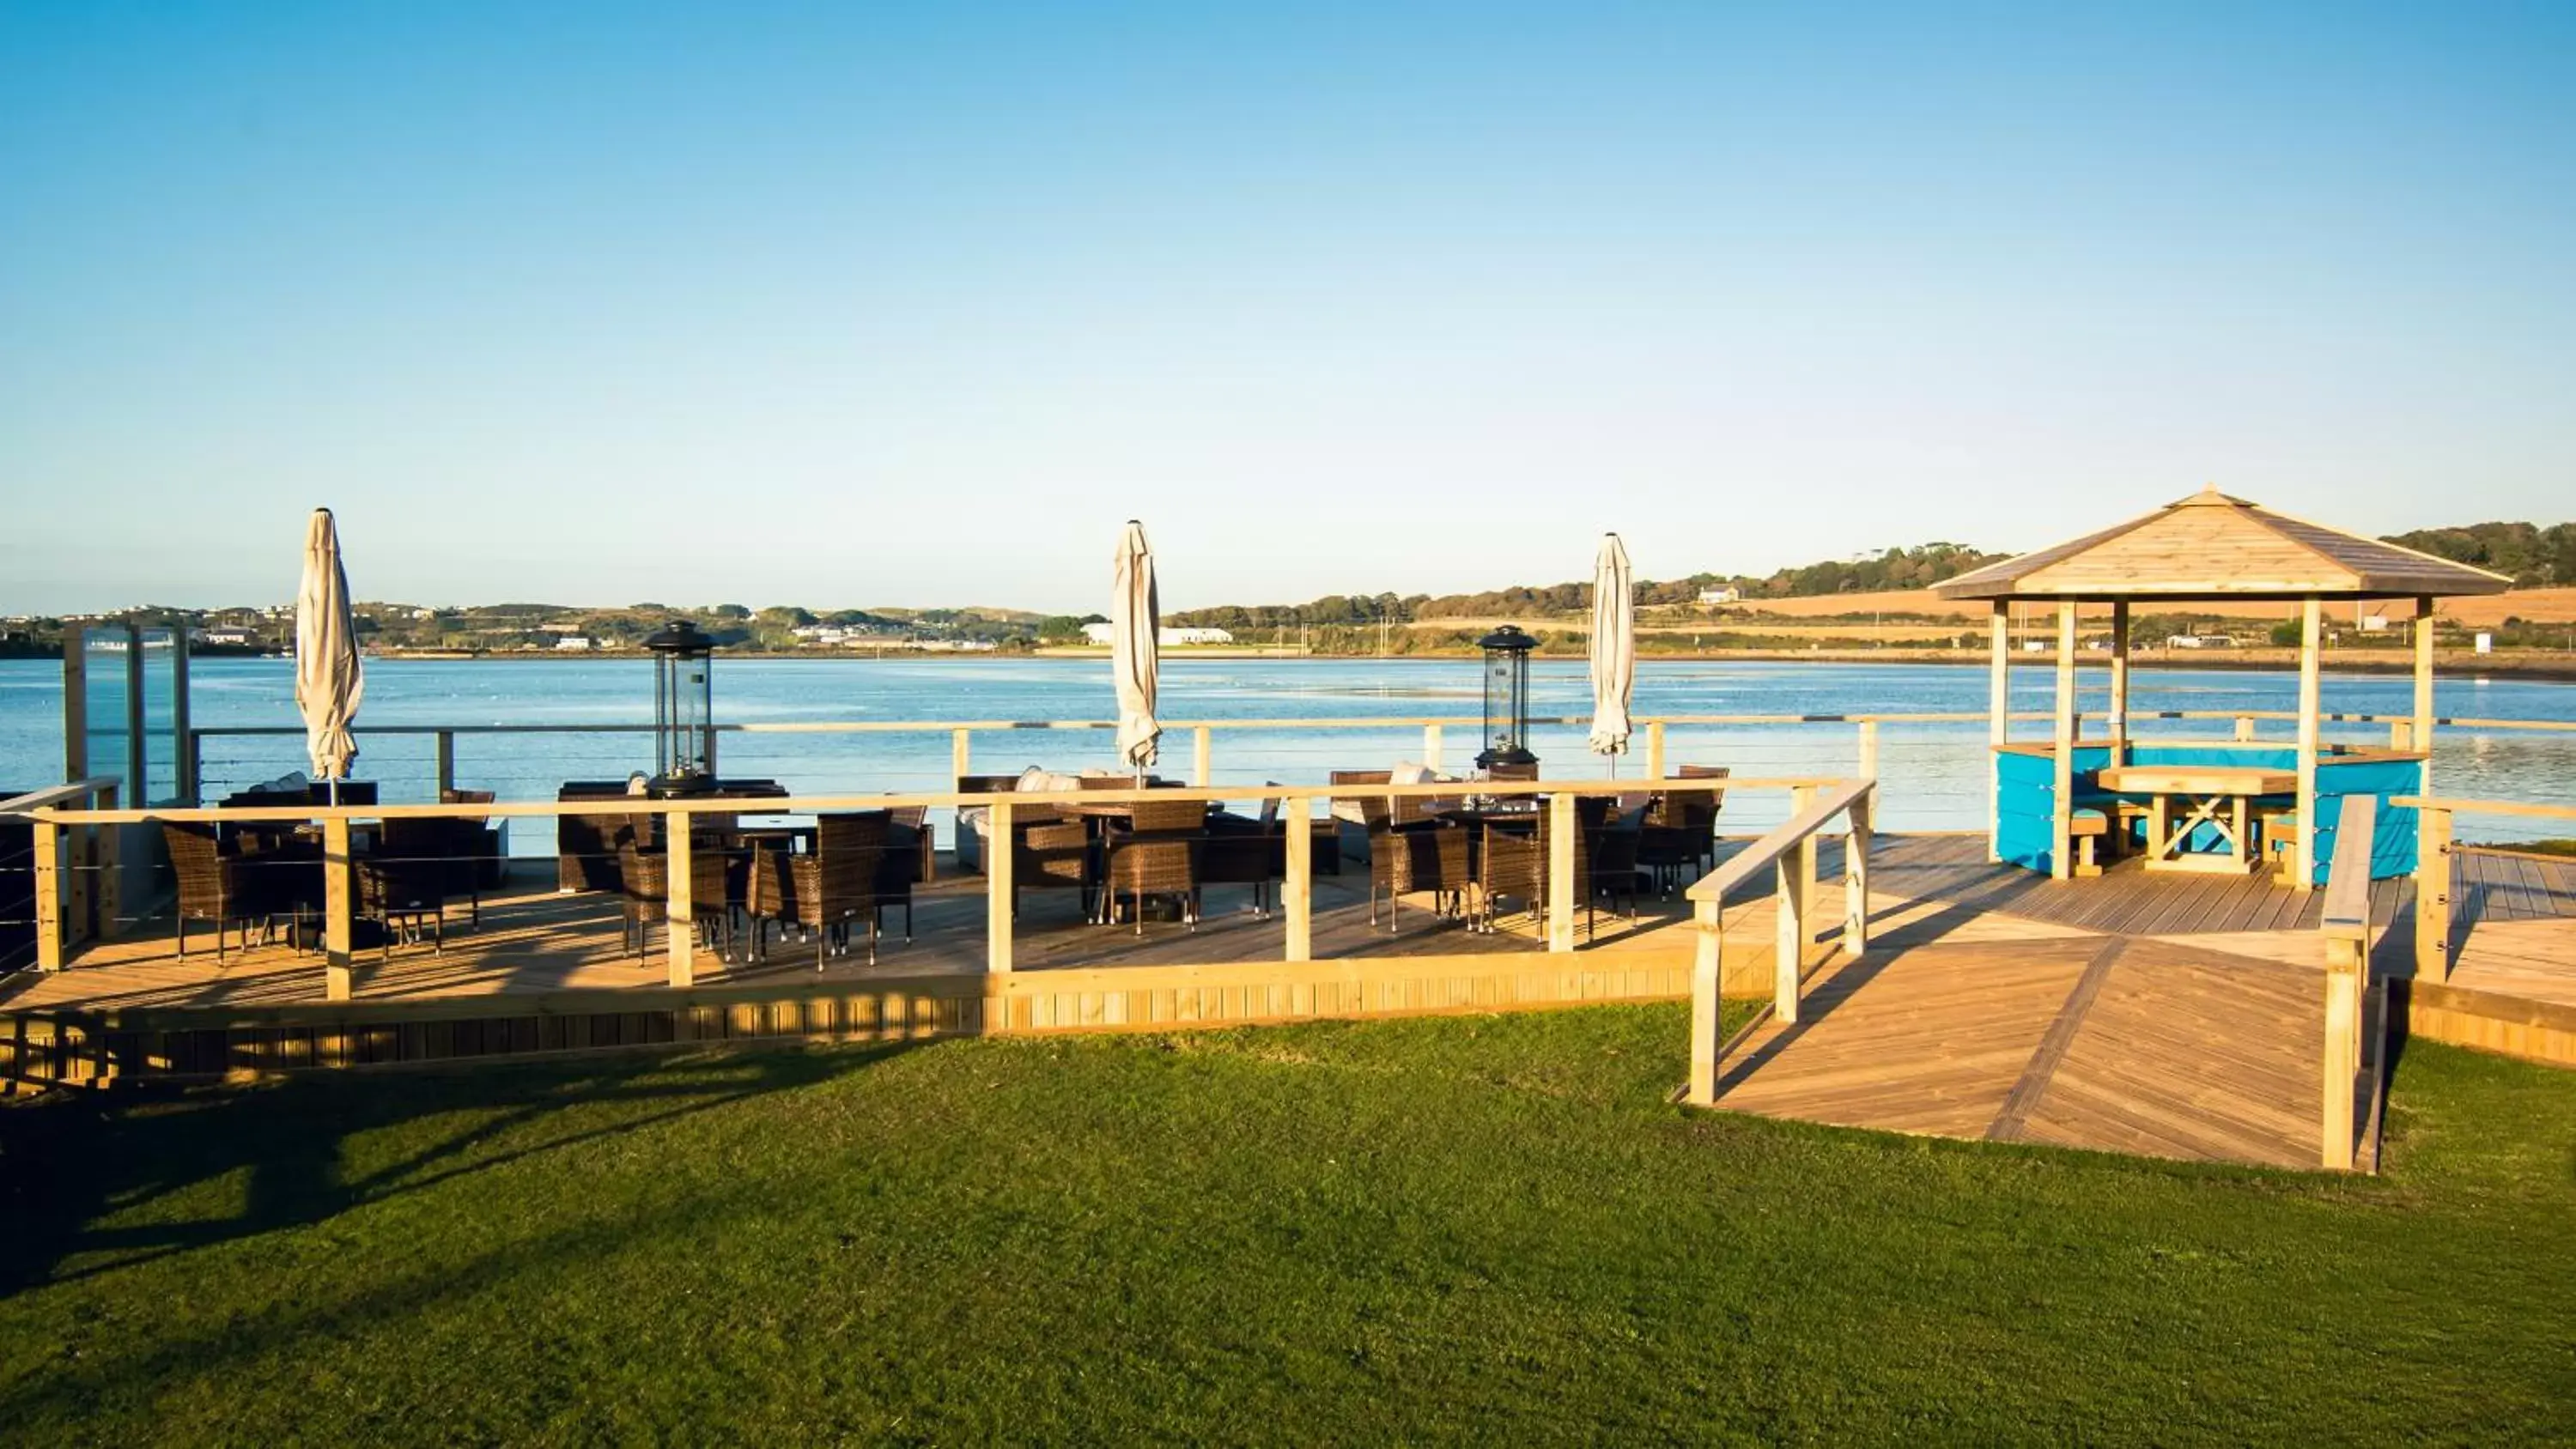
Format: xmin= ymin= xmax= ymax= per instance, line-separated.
xmin=4 ymin=656 xmax=2573 ymax=842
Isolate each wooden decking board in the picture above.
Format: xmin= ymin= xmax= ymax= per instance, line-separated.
xmin=1987 ymin=938 xmax=2129 ymax=1142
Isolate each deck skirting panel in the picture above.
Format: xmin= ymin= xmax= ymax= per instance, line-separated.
xmin=1 ymin=953 xmax=1693 ymax=1089
xmin=2397 ymin=979 xmax=2576 ymax=1068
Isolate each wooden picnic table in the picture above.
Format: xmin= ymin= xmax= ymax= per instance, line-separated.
xmin=2096 ymin=764 xmax=2296 ymax=876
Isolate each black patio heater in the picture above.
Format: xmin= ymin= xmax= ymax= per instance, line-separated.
xmin=1475 ymin=625 xmax=1540 ymax=773
xmin=641 ymin=620 xmax=719 ymax=795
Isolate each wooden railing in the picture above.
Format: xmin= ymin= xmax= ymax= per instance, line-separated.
xmin=2388 ymin=795 xmax=2576 ymax=987
xmin=0 ymin=778 xmax=125 ymax=972
xmin=184 ymin=706 xmax=2576 ymax=804
xmin=2318 ymin=794 xmax=2377 ymax=1171
xmin=1682 ymin=779 xmax=1876 ymax=1106
xmin=26 ymin=773 xmax=1840 ymax=1005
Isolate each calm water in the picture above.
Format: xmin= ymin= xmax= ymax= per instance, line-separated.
xmin=6 ymin=656 xmax=2573 ymax=842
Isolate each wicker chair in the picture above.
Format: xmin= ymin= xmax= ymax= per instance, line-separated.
xmin=1474 ymin=797 xmax=1619 ymax=937
xmin=358 ymin=817 xmax=450 ymax=960
xmin=1200 ymin=792 xmax=1285 ymax=918
xmin=618 ymin=836 xmax=738 ymax=961
xmin=750 ymin=810 xmax=888 ymax=969
xmin=1006 ymin=803 xmax=1096 ymax=921
xmin=1101 ymin=796 xmax=1206 ymax=933
xmin=951 ymin=775 xmax=1027 ymax=874
xmin=873 ymin=806 xmax=927 ymax=942
xmin=162 ymin=821 xmax=276 ymax=961
xmin=437 ymin=789 xmax=506 ymax=925
xmin=1363 ymin=794 xmax=1472 ymax=931
xmin=1638 ymin=766 xmax=1728 ymax=897
xmin=1327 ymin=770 xmax=1391 ymax=868
xmin=556 ymin=783 xmax=641 ymax=893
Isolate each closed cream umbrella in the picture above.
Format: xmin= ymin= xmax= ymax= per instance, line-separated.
xmin=1587 ymin=532 xmax=1636 ymax=773
xmin=1111 ymin=519 xmax=1161 ymax=775
xmin=295 ymin=506 xmax=365 ymax=800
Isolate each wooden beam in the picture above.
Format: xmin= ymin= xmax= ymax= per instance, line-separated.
xmin=434 ymin=731 xmax=457 ymax=798
xmin=1988 ymin=601 xmax=2008 ymax=863
xmin=94 ymin=782 xmax=119 ymax=943
xmin=1790 ymin=782 xmax=1817 ymax=954
xmin=1424 ymin=723 xmax=1443 ymax=773
xmin=1283 ymin=794 xmax=1313 ymax=962
xmin=1645 ymin=720 xmax=1664 ymax=781
xmin=2295 ymin=597 xmax=2322 ymax=890
xmin=665 ymin=813 xmax=695 ymax=990
xmin=2415 ymin=805 xmax=2452 ymax=985
xmin=951 ymin=728 xmax=972 ymax=791
xmin=1193 ymin=725 xmax=1212 ymax=788
xmin=32 ymin=819 xmax=61 ymax=972
xmin=2319 ymin=795 xmax=2376 ymax=948
xmin=2322 ymin=961 xmax=2360 ymax=1170
xmin=1774 ymin=847 xmax=1807 ymax=1024
xmin=61 ymin=634 xmax=87 ymax=782
xmin=1688 ymin=896 xmax=1722 ymax=1105
xmin=325 ymin=815 xmax=353 ymax=1003
xmin=2108 ymin=600 xmax=2129 ymax=762
xmin=1546 ymin=790 xmax=1577 ymax=954
xmin=1856 ymin=719 xmax=1879 ymax=783
xmin=2050 ymin=603 xmax=2077 ymax=882
xmin=1844 ymin=790 xmax=1871 ymax=960
xmin=984 ymin=799 xmax=1014 ymax=976
xmin=2414 ymin=595 xmax=2436 ymax=798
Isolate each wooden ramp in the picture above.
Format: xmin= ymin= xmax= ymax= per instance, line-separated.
xmin=1711 ymin=934 xmax=2335 ymax=1170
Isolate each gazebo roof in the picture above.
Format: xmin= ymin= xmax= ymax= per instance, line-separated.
xmin=1933 ymin=487 xmax=2515 ymax=602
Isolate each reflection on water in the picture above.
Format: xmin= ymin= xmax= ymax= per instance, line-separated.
xmin=3 ymin=657 xmax=2571 ymax=843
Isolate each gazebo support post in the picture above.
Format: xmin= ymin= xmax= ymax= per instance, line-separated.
xmin=2108 ymin=601 xmax=2130 ymax=762
xmin=2050 ymin=602 xmax=2078 ymax=882
xmin=2294 ymin=597 xmax=2323 ymax=890
xmin=1988 ymin=600 xmax=2008 ymax=864
xmin=2413 ymin=595 xmax=2436 ymax=798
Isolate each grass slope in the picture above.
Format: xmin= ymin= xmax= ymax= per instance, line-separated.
xmin=3 ymin=1008 xmax=2572 ymax=1444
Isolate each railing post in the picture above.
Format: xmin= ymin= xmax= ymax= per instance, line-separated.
xmin=1774 ymin=846 xmax=1807 ymax=1024
xmin=1284 ymin=793 xmax=1313 ymax=962
xmin=1423 ymin=723 xmax=1443 ymax=773
xmin=1791 ymin=783 xmax=1817 ymax=952
xmin=2389 ymin=718 xmax=2410 ymax=751
xmin=985 ymin=798 xmax=1015 ymax=977
xmin=94 ymin=783 xmax=118 ymax=942
xmin=183 ymin=730 xmax=204 ymax=805
xmin=1688 ymin=896 xmax=1723 ymax=1105
xmin=32 ymin=817 xmax=62 ymax=972
xmin=1546 ymin=790 xmax=1577 ymax=953
xmin=1646 ymin=721 xmax=1665 ymax=781
xmin=665 ymin=808 xmax=695 ymax=989
xmin=434 ymin=731 xmax=457 ymax=797
xmin=1856 ymin=720 xmax=1879 ymax=783
xmin=2322 ymin=958 xmax=2360 ymax=1170
xmin=1194 ymin=725 xmax=1212 ymax=788
xmin=324 ymin=815 xmax=354 ymax=1003
xmin=2415 ymin=806 xmax=2452 ymax=985
xmin=2235 ymin=715 xmax=2256 ymax=742
xmin=1844 ymin=791 xmax=1871 ymax=960
xmin=951 ymin=728 xmax=972 ymax=791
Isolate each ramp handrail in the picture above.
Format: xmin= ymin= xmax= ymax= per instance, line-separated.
xmin=1682 ymin=779 xmax=1876 ymax=1106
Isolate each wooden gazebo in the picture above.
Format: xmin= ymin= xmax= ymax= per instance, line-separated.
xmin=1934 ymin=487 xmax=2512 ymax=887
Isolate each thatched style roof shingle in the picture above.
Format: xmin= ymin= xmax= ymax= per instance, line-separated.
xmin=1932 ymin=487 xmax=2515 ymax=602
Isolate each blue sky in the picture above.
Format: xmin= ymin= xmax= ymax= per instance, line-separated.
xmin=3 ymin=2 xmax=2571 ymax=615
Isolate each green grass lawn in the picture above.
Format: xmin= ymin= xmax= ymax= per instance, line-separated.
xmin=3 ymin=1007 xmax=2573 ymax=1444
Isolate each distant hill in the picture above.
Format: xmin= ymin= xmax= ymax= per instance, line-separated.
xmin=1166 ymin=543 xmax=2004 ymax=630
xmin=2379 ymin=521 xmax=2576 ymax=586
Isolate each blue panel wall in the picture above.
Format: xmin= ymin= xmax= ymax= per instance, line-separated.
xmin=1990 ymin=746 xmax=2421 ymax=884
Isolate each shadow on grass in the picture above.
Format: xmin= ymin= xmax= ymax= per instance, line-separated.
xmin=0 ymin=1039 xmax=923 ymax=1298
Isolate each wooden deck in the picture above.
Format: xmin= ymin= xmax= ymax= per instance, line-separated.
xmin=6 ymin=834 xmax=2569 ymax=1176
